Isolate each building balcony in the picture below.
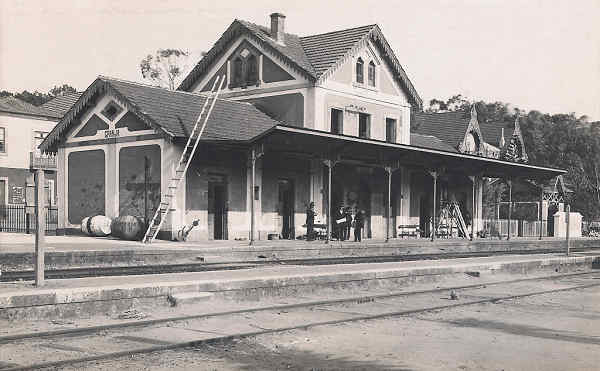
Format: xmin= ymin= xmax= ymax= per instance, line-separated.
xmin=30 ymin=151 xmax=57 ymax=170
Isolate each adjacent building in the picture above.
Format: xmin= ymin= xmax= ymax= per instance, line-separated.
xmin=0 ymin=96 xmax=62 ymax=208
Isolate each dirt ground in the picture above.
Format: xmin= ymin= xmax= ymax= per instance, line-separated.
xmin=43 ymin=284 xmax=600 ymax=371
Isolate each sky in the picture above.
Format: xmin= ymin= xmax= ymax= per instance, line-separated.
xmin=1 ymin=0 xmax=599 ymax=120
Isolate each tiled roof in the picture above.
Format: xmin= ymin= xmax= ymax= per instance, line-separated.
xmin=479 ymin=121 xmax=515 ymax=148
xmin=178 ymin=19 xmax=422 ymax=108
xmin=0 ymin=96 xmax=58 ymax=118
xmin=106 ymin=78 xmax=278 ymax=140
xmin=238 ymin=20 xmax=316 ymax=76
xmin=411 ymin=111 xmax=471 ymax=149
xmin=41 ymin=92 xmax=82 ymax=118
xmin=410 ymin=133 xmax=459 ymax=153
xmin=299 ymin=25 xmax=376 ymax=78
xmin=41 ymin=77 xmax=280 ymax=153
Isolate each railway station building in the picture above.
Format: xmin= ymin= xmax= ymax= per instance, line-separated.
xmin=40 ymin=13 xmax=564 ymax=241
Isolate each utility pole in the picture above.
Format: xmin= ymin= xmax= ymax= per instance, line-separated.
xmin=34 ymin=169 xmax=45 ymax=287
xmin=144 ymin=156 xmax=149 ymax=228
xmin=566 ymin=204 xmax=571 ymax=256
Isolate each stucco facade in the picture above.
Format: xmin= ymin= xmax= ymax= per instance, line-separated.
xmin=0 ymin=109 xmax=58 ymax=207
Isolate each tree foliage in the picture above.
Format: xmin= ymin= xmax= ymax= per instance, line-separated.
xmin=1 ymin=84 xmax=78 ymax=106
xmin=140 ymin=48 xmax=190 ymax=90
xmin=426 ymin=95 xmax=600 ymax=221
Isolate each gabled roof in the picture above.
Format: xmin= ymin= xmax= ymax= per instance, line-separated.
xmin=178 ymin=19 xmax=316 ymax=91
xmin=177 ymin=20 xmax=422 ymax=109
xmin=411 ymin=111 xmax=471 ymax=149
xmin=41 ymin=92 xmax=83 ymax=118
xmin=41 ymin=77 xmax=280 ymax=153
xmin=0 ymin=96 xmax=59 ymax=119
xmin=299 ymin=24 xmax=376 ymax=78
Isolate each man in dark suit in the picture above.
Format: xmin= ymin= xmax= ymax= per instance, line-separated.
xmin=305 ymin=202 xmax=316 ymax=241
xmin=354 ymin=210 xmax=365 ymax=242
xmin=344 ymin=207 xmax=352 ymax=241
xmin=335 ymin=205 xmax=345 ymax=240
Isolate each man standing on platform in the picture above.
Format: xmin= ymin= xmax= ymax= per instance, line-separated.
xmin=344 ymin=207 xmax=352 ymax=241
xmin=335 ymin=205 xmax=345 ymax=240
xmin=306 ymin=202 xmax=316 ymax=241
xmin=354 ymin=210 xmax=365 ymax=242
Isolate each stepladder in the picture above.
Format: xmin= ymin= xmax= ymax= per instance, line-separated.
xmin=142 ymin=75 xmax=226 ymax=243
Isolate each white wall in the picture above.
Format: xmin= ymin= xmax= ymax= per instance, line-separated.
xmin=313 ymin=38 xmax=413 ymax=144
xmin=0 ymin=112 xmax=58 ymax=169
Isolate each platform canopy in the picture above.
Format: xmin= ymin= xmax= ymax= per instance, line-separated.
xmin=252 ymin=125 xmax=566 ymax=181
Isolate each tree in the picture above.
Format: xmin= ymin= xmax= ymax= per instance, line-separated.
xmin=425 ymin=94 xmax=470 ymax=113
xmin=140 ymin=49 xmax=190 ymax=90
xmin=49 ymin=84 xmax=77 ymax=97
xmin=1 ymin=84 xmax=78 ymax=106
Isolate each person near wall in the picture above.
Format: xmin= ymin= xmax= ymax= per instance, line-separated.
xmin=354 ymin=209 xmax=365 ymax=242
xmin=335 ymin=205 xmax=346 ymax=240
xmin=344 ymin=206 xmax=352 ymax=241
xmin=305 ymin=202 xmax=316 ymax=241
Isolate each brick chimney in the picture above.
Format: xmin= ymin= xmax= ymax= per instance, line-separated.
xmin=270 ymin=12 xmax=286 ymax=44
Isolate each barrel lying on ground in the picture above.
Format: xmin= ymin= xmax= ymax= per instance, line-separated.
xmin=111 ymin=215 xmax=144 ymax=240
xmin=81 ymin=215 xmax=112 ymax=237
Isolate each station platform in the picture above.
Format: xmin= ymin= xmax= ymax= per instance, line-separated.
xmin=1 ymin=232 xmax=600 ymax=270
xmin=1 ymin=252 xmax=598 ymax=322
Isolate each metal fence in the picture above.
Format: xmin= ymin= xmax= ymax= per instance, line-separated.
xmin=0 ymin=204 xmax=58 ymax=234
xmin=482 ymin=219 xmax=548 ymax=238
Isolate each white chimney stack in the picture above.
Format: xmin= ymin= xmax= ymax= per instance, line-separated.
xmin=270 ymin=12 xmax=286 ymax=44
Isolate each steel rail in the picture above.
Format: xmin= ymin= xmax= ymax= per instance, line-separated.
xmin=1 ymin=270 xmax=597 ymax=345
xmin=4 ymin=275 xmax=599 ymax=371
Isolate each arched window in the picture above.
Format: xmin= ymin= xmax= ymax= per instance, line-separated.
xmin=246 ymin=55 xmax=258 ymax=85
xmin=356 ymin=58 xmax=364 ymax=84
xmin=233 ymin=57 xmax=243 ymax=86
xmin=368 ymin=61 xmax=376 ymax=87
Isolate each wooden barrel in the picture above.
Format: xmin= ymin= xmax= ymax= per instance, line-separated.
xmin=89 ymin=215 xmax=112 ymax=237
xmin=81 ymin=216 xmax=92 ymax=235
xmin=111 ymin=215 xmax=144 ymax=240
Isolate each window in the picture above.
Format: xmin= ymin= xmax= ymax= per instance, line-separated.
xmin=385 ymin=118 xmax=396 ymax=143
xmin=331 ymin=109 xmax=343 ymax=134
xmin=33 ymin=131 xmax=48 ymax=154
xmin=233 ymin=57 xmax=243 ymax=86
xmin=0 ymin=127 xmax=5 ymax=153
xmin=358 ymin=113 xmax=370 ymax=138
xmin=368 ymin=61 xmax=376 ymax=87
xmin=100 ymin=101 xmax=123 ymax=121
xmin=356 ymin=58 xmax=364 ymax=84
xmin=46 ymin=179 xmax=55 ymax=206
xmin=246 ymin=55 xmax=258 ymax=85
xmin=0 ymin=179 xmax=6 ymax=206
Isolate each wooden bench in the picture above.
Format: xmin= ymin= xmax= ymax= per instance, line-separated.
xmin=397 ymin=224 xmax=421 ymax=238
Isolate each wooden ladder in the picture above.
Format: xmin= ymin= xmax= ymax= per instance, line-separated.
xmin=142 ymin=75 xmax=226 ymax=243
xmin=451 ymin=202 xmax=468 ymax=238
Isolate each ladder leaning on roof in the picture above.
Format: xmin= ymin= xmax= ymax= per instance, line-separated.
xmin=142 ymin=75 xmax=226 ymax=243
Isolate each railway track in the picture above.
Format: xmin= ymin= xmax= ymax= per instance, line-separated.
xmin=2 ymin=247 xmax=598 ymax=282
xmin=1 ymin=270 xmax=598 ymax=370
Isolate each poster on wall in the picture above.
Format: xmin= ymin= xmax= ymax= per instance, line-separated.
xmin=11 ymin=186 xmax=25 ymax=204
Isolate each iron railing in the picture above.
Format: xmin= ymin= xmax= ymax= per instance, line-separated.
xmin=29 ymin=152 xmax=57 ymax=170
xmin=0 ymin=204 xmax=58 ymax=234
